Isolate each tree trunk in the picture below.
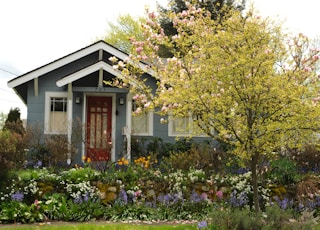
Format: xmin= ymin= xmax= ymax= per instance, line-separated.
xmin=251 ymin=153 xmax=260 ymax=213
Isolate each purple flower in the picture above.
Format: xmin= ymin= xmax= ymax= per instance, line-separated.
xmin=274 ymin=196 xmax=293 ymax=210
xmin=118 ymin=189 xmax=128 ymax=205
xmin=190 ymin=191 xmax=203 ymax=203
xmin=73 ymin=195 xmax=83 ymax=204
xmin=83 ymin=193 xmax=89 ymax=202
xmin=157 ymin=194 xmax=164 ymax=203
xmin=33 ymin=160 xmax=42 ymax=168
xmin=198 ymin=220 xmax=208 ymax=229
xmin=163 ymin=194 xmax=172 ymax=205
xmin=230 ymin=190 xmax=248 ymax=207
xmin=11 ymin=192 xmax=24 ymax=201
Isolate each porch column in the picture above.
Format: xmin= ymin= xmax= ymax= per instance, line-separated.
xmin=67 ymin=83 xmax=73 ymax=165
xmin=126 ymin=93 xmax=132 ymax=161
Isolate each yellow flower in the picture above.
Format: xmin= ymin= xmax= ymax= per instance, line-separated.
xmin=117 ymin=157 xmax=129 ymax=166
xmin=87 ymin=157 xmax=92 ymax=163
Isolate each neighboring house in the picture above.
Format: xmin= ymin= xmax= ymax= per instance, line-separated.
xmin=7 ymin=41 xmax=206 ymax=164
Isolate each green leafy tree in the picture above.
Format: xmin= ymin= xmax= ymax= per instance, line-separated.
xmin=156 ymin=0 xmax=246 ymax=57
xmin=157 ymin=0 xmax=246 ymax=36
xmin=108 ymin=5 xmax=320 ymax=212
xmin=103 ymin=14 xmax=146 ymax=53
xmin=3 ymin=107 xmax=25 ymax=136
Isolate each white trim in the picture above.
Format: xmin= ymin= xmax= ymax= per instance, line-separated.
xmin=82 ymin=93 xmax=116 ymax=162
xmin=8 ymin=41 xmax=150 ymax=89
xmin=44 ymin=91 xmax=69 ymax=135
xmin=56 ymin=61 xmax=121 ymax=87
xmin=67 ymin=84 xmax=73 ymax=163
xmin=126 ymin=94 xmax=133 ymax=160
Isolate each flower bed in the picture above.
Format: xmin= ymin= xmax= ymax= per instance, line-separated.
xmin=0 ymin=157 xmax=320 ymax=226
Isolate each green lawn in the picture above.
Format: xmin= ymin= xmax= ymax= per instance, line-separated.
xmin=0 ymin=222 xmax=197 ymax=230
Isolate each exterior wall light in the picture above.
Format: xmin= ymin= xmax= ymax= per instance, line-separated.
xmin=75 ymin=97 xmax=81 ymax=104
xmin=119 ymin=97 xmax=125 ymax=105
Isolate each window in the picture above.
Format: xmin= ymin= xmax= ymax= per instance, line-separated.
xmin=131 ymin=102 xmax=153 ymax=136
xmin=168 ymin=113 xmax=206 ymax=137
xmin=45 ymin=92 xmax=68 ymax=134
xmin=168 ymin=115 xmax=192 ymax=136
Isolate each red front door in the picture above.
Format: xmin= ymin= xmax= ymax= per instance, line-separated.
xmin=86 ymin=96 xmax=112 ymax=161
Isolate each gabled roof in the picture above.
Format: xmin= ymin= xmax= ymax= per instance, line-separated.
xmin=56 ymin=61 xmax=122 ymax=87
xmin=7 ymin=40 xmax=140 ymax=88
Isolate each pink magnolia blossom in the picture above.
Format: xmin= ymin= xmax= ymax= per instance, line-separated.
xmin=144 ymin=102 xmax=151 ymax=108
xmin=136 ymin=47 xmax=144 ymax=53
xmin=148 ymin=11 xmax=156 ymax=19
xmin=181 ymin=10 xmax=188 ymax=17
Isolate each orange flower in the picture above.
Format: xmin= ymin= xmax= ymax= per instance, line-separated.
xmin=117 ymin=157 xmax=129 ymax=166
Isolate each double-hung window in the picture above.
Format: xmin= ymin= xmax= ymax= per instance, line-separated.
xmin=45 ymin=92 xmax=68 ymax=134
xmin=168 ymin=114 xmax=192 ymax=136
xmin=131 ymin=101 xmax=153 ymax=136
xmin=169 ymin=113 xmax=206 ymax=137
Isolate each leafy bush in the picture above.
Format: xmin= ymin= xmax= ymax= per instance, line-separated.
xmin=131 ymin=137 xmax=194 ymax=160
xmin=268 ymin=156 xmax=300 ymax=185
xmin=289 ymin=145 xmax=320 ymax=173
xmin=0 ymin=200 xmax=44 ymax=224
xmin=209 ymin=206 xmax=313 ymax=230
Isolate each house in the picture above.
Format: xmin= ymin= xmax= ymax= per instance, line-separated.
xmin=7 ymin=41 xmax=207 ymax=164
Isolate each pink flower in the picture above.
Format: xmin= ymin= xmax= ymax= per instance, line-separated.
xmin=135 ymin=190 xmax=141 ymax=197
xmin=34 ymin=199 xmax=40 ymax=209
xmin=201 ymin=193 xmax=208 ymax=199
xmin=181 ymin=10 xmax=188 ymax=17
xmin=136 ymin=47 xmax=143 ymax=53
xmin=216 ymin=190 xmax=223 ymax=199
xmin=144 ymin=102 xmax=151 ymax=108
xmin=148 ymin=12 xmax=156 ymax=19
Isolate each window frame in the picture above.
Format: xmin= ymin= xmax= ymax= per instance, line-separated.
xmin=131 ymin=101 xmax=153 ymax=136
xmin=168 ymin=114 xmax=193 ymax=137
xmin=168 ymin=113 xmax=207 ymax=137
xmin=44 ymin=91 xmax=68 ymax=134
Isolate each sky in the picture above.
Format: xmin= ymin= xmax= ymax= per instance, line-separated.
xmin=0 ymin=0 xmax=319 ymax=119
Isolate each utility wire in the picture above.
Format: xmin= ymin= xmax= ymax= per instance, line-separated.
xmin=0 ymin=88 xmax=15 ymax=94
xmin=0 ymin=67 xmax=19 ymax=76
xmin=0 ymin=98 xmax=23 ymax=103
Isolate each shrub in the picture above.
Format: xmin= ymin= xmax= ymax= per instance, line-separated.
xmin=209 ymin=206 xmax=309 ymax=230
xmin=289 ymin=145 xmax=320 ymax=173
xmin=0 ymin=129 xmax=26 ymax=181
xmin=130 ymin=137 xmax=194 ymax=160
xmin=268 ymin=156 xmax=300 ymax=185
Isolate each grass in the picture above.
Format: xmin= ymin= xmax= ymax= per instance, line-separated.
xmin=0 ymin=222 xmax=198 ymax=230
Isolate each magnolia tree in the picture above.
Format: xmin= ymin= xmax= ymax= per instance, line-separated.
xmin=108 ymin=4 xmax=320 ymax=212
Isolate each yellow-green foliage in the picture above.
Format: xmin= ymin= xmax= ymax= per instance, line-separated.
xmin=109 ymin=3 xmax=320 ymax=211
xmin=96 ymin=182 xmax=119 ymax=205
xmin=269 ymin=184 xmax=287 ymax=200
